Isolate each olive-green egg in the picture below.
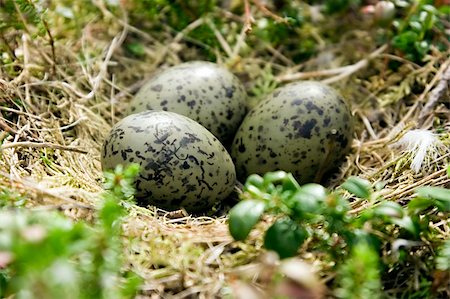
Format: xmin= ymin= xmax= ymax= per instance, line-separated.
xmin=231 ymin=81 xmax=353 ymax=184
xmin=129 ymin=61 xmax=248 ymax=145
xmin=101 ymin=110 xmax=236 ymax=213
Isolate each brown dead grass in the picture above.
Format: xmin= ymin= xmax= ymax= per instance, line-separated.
xmin=0 ymin=1 xmax=449 ymax=297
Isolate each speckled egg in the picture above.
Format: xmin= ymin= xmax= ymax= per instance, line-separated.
xmin=129 ymin=61 xmax=248 ymax=145
xmin=101 ymin=110 xmax=236 ymax=212
xmin=231 ymin=81 xmax=353 ymax=184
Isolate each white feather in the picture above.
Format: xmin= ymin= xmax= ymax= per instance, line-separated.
xmin=391 ymin=129 xmax=445 ymax=173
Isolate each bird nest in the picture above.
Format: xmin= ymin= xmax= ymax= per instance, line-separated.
xmin=0 ymin=1 xmax=449 ymax=298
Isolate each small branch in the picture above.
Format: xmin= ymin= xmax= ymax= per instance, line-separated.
xmin=250 ymin=0 xmax=287 ymax=24
xmin=0 ymin=115 xmax=18 ymax=135
xmin=419 ymin=59 xmax=450 ymax=123
xmin=231 ymin=20 xmax=249 ymax=59
xmin=42 ymin=19 xmax=56 ymax=76
xmin=1 ymin=142 xmax=89 ymax=154
xmin=172 ymin=18 xmax=206 ymax=45
xmin=0 ymin=106 xmax=42 ymax=120
xmin=206 ymin=19 xmax=233 ymax=58
xmin=243 ymin=0 xmax=254 ymax=33
xmin=276 ymin=44 xmax=388 ymax=83
xmin=356 ymin=111 xmax=378 ymax=140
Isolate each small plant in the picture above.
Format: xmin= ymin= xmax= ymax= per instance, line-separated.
xmin=0 ymin=0 xmax=56 ymax=73
xmin=228 ymin=171 xmax=450 ymax=296
xmin=390 ymin=2 xmax=448 ymax=62
xmin=335 ymin=241 xmax=382 ymax=299
xmin=0 ymin=187 xmax=27 ymax=208
xmin=320 ymin=0 xmax=362 ymax=14
xmin=0 ymin=164 xmax=142 ymax=299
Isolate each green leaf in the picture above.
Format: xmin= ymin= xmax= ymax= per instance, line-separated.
xmin=291 ymin=184 xmax=327 ymax=215
xmin=335 ymin=241 xmax=381 ymax=299
xmin=124 ymin=163 xmax=140 ymax=178
xmin=340 ymin=177 xmax=372 ymax=199
xmin=391 ymin=216 xmax=419 ymax=237
xmin=282 ymin=173 xmax=301 ymax=192
xmin=373 ymin=201 xmax=404 ymax=218
xmin=407 ymin=197 xmax=433 ymax=212
xmin=436 ymin=240 xmax=450 ymax=271
xmin=245 ymin=174 xmax=264 ymax=189
xmin=415 ymin=186 xmax=450 ymax=211
xmin=392 ymin=31 xmax=419 ymax=52
xmin=409 ymin=20 xmax=423 ymax=33
xmin=416 ymin=186 xmax=450 ymax=201
xmin=243 ymin=184 xmax=267 ymax=199
xmin=300 ymin=184 xmax=328 ymax=201
xmin=228 ymin=200 xmax=265 ymax=241
xmin=99 ymin=197 xmax=126 ymax=233
xmin=264 ymin=218 xmax=307 ymax=259
xmin=414 ymin=40 xmax=430 ymax=58
xmin=263 ymin=171 xmax=288 ymax=185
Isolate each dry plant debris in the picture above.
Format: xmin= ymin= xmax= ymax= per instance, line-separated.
xmin=0 ymin=0 xmax=449 ymax=298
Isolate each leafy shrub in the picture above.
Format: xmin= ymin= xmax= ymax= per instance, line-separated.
xmin=391 ymin=2 xmax=448 ymax=62
xmin=228 ymin=171 xmax=450 ymax=296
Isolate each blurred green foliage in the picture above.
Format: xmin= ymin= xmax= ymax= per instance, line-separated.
xmin=0 ymin=164 xmax=142 ymax=299
xmin=335 ymin=241 xmax=381 ymax=299
xmin=391 ymin=1 xmax=449 ymax=62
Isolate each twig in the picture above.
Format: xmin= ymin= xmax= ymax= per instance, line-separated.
xmin=42 ymin=19 xmax=57 ymax=76
xmin=356 ymin=111 xmax=378 ymax=140
xmin=206 ymin=19 xmax=233 ymax=58
xmin=419 ymin=59 xmax=450 ymax=123
xmin=0 ymin=106 xmax=42 ymax=120
xmin=243 ymin=0 xmax=254 ymax=33
xmin=172 ymin=18 xmax=205 ymax=45
xmin=265 ymin=44 xmax=294 ymax=66
xmin=231 ymin=20 xmax=249 ymax=59
xmin=0 ymin=116 xmax=18 ymax=135
xmin=251 ymin=0 xmax=287 ymax=24
xmin=276 ymin=44 xmax=388 ymax=83
xmin=1 ymin=141 xmax=89 ymax=154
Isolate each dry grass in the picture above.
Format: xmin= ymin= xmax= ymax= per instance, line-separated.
xmin=0 ymin=1 xmax=449 ymax=297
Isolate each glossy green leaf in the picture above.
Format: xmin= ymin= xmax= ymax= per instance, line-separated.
xmin=300 ymin=184 xmax=328 ymax=201
xmin=245 ymin=174 xmax=264 ymax=189
xmin=282 ymin=173 xmax=301 ymax=192
xmin=291 ymin=184 xmax=327 ymax=214
xmin=415 ymin=186 xmax=450 ymax=211
xmin=407 ymin=197 xmax=433 ymax=212
xmin=392 ymin=31 xmax=419 ymax=51
xmin=244 ymin=184 xmax=266 ymax=199
xmin=391 ymin=216 xmax=419 ymax=238
xmin=229 ymin=200 xmax=265 ymax=241
xmin=340 ymin=177 xmax=372 ymax=199
xmin=373 ymin=201 xmax=404 ymax=218
xmin=263 ymin=171 xmax=288 ymax=185
xmin=264 ymin=218 xmax=307 ymax=259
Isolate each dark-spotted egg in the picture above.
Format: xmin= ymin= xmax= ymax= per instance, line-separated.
xmin=129 ymin=61 xmax=247 ymax=145
xmin=231 ymin=81 xmax=353 ymax=183
xmin=101 ymin=110 xmax=236 ymax=213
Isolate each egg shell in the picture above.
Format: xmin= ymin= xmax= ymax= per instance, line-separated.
xmin=129 ymin=61 xmax=248 ymax=145
xmin=231 ymin=81 xmax=353 ymax=184
xmin=101 ymin=110 xmax=236 ymax=212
